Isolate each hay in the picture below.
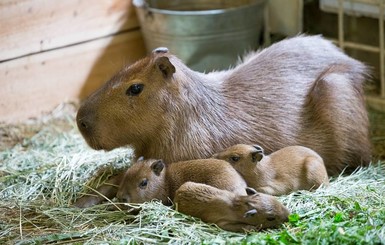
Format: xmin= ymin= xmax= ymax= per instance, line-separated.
xmin=1 ymin=102 xmax=384 ymax=244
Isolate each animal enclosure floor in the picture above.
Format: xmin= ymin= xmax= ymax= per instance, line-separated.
xmin=0 ymin=102 xmax=384 ymax=244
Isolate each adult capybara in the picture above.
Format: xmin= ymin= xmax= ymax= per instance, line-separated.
xmin=213 ymin=144 xmax=329 ymax=195
xmin=76 ymin=35 xmax=371 ymax=176
xmin=116 ymin=158 xmax=248 ymax=205
xmin=174 ymin=182 xmax=290 ymax=232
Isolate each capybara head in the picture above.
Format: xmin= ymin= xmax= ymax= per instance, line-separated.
xmin=213 ymin=144 xmax=264 ymax=169
xmin=76 ymin=48 xmax=177 ymax=151
xmin=116 ymin=158 xmax=168 ymax=204
xmin=237 ymin=187 xmax=290 ymax=229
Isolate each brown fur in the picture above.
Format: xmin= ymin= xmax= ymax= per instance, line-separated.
xmin=116 ymin=158 xmax=247 ymax=205
xmin=174 ymin=182 xmax=290 ymax=232
xmin=77 ymin=35 xmax=371 ymax=177
xmin=213 ymin=144 xmax=329 ymax=195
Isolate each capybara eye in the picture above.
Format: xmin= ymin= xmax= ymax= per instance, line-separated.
xmin=139 ymin=179 xmax=148 ymax=189
xmin=126 ymin=84 xmax=144 ymax=96
xmin=230 ymin=156 xmax=240 ymax=163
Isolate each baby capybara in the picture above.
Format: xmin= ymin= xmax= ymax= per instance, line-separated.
xmin=213 ymin=144 xmax=329 ymax=195
xmin=77 ymin=35 xmax=370 ymax=175
xmin=116 ymin=158 xmax=247 ymax=205
xmin=174 ymin=182 xmax=290 ymax=232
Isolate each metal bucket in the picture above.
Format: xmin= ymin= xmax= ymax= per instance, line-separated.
xmin=134 ymin=0 xmax=266 ymax=72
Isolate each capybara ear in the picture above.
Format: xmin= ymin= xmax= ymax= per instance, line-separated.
xmin=251 ymin=152 xmax=263 ymax=163
xmin=244 ymin=209 xmax=257 ymax=218
xmin=151 ymin=159 xmax=165 ymax=176
xmin=137 ymin=156 xmax=144 ymax=161
xmin=246 ymin=187 xmax=259 ymax=196
xmin=253 ymin=144 xmax=264 ymax=155
xmin=155 ymin=56 xmax=176 ymax=79
xmin=152 ymin=47 xmax=169 ymax=54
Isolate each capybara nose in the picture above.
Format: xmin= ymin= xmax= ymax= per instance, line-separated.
xmin=76 ymin=108 xmax=94 ymax=136
xmin=77 ymin=117 xmax=90 ymax=131
xmin=116 ymin=191 xmax=130 ymax=203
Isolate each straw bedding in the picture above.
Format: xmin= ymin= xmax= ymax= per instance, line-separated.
xmin=1 ymin=102 xmax=384 ymax=244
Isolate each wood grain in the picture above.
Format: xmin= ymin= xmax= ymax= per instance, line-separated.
xmin=0 ymin=0 xmax=139 ymax=61
xmin=0 ymin=31 xmax=146 ymax=123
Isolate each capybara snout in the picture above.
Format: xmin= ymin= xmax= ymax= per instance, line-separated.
xmin=76 ymin=103 xmax=97 ymax=148
xmin=240 ymin=187 xmax=290 ymax=227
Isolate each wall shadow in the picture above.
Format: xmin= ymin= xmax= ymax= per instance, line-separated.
xmin=78 ymin=1 xmax=146 ymax=100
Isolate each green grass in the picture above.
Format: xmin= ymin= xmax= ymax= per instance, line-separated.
xmin=0 ymin=103 xmax=384 ymax=244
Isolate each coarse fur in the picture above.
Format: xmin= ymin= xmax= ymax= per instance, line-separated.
xmin=116 ymin=158 xmax=247 ymax=205
xmin=77 ymin=35 xmax=371 ymax=176
xmin=213 ymin=144 xmax=329 ymax=195
xmin=174 ymin=182 xmax=290 ymax=232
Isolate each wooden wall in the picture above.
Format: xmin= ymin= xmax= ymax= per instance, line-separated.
xmin=0 ymin=0 xmax=146 ymax=123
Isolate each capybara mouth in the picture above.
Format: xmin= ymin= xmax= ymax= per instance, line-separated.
xmin=90 ymin=143 xmax=103 ymax=151
xmin=89 ymin=139 xmax=123 ymax=151
xmin=83 ymin=136 xmax=107 ymax=151
xmin=76 ymin=112 xmax=122 ymax=151
xmin=85 ymin=139 xmax=101 ymax=150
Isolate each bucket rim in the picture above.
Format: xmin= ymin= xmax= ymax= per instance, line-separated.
xmin=134 ymin=0 xmax=266 ymax=16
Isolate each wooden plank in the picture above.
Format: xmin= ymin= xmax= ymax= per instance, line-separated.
xmin=0 ymin=0 xmax=139 ymax=61
xmin=0 ymin=30 xmax=146 ymax=123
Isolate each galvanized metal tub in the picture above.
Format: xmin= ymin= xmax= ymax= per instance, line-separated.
xmin=134 ymin=0 xmax=266 ymax=72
